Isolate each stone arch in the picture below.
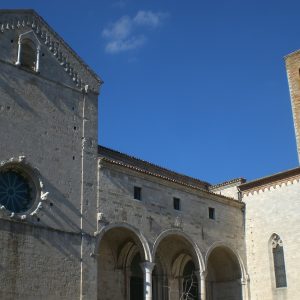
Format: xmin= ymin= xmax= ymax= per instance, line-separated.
xmin=153 ymin=229 xmax=205 ymax=273
xmin=152 ymin=229 xmax=205 ymax=300
xmin=96 ymin=223 xmax=152 ymax=300
xmin=205 ymin=242 xmax=246 ymax=300
xmin=96 ymin=222 xmax=152 ymax=262
xmin=205 ymin=241 xmax=247 ymax=280
xmin=16 ymin=30 xmax=41 ymax=72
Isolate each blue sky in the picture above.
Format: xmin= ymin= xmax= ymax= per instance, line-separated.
xmin=3 ymin=0 xmax=300 ymax=183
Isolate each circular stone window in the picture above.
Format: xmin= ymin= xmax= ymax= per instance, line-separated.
xmin=0 ymin=164 xmax=37 ymax=214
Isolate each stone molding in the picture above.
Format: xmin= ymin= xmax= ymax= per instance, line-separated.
xmin=241 ymin=175 xmax=300 ymax=197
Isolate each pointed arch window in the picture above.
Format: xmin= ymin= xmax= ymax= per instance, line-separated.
xmin=271 ymin=234 xmax=287 ymax=288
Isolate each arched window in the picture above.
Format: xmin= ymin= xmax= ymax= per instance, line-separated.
xmin=271 ymin=234 xmax=287 ymax=288
xmin=15 ymin=31 xmax=41 ymax=73
xmin=20 ymin=39 xmax=36 ymax=71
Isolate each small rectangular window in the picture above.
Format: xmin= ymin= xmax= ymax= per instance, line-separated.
xmin=173 ymin=197 xmax=180 ymax=211
xmin=209 ymin=207 xmax=215 ymax=219
xmin=134 ymin=186 xmax=141 ymax=200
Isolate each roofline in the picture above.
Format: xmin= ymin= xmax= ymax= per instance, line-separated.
xmin=99 ymin=157 xmax=244 ymax=207
xmin=98 ymin=145 xmax=211 ymax=186
xmin=0 ymin=9 xmax=103 ymax=85
xmin=284 ymin=49 xmax=300 ymax=60
xmin=239 ymin=166 xmax=300 ymax=191
xmin=209 ymin=178 xmax=246 ymax=190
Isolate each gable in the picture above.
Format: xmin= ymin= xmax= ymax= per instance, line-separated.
xmin=0 ymin=9 xmax=103 ymax=93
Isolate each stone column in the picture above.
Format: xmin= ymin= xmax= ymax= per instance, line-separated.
xmin=241 ymin=276 xmax=249 ymax=300
xmin=195 ymin=271 xmax=206 ymax=300
xmin=140 ymin=261 xmax=155 ymax=300
xmin=36 ymin=45 xmax=41 ymax=72
xmin=15 ymin=39 xmax=22 ymax=66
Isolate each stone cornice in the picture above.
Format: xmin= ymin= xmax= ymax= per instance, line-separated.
xmin=239 ymin=166 xmax=300 ymax=196
xmin=0 ymin=9 xmax=103 ymax=93
xmin=209 ymin=178 xmax=246 ymax=191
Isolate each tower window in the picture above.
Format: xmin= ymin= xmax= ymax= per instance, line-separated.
xmin=173 ymin=197 xmax=180 ymax=210
xmin=134 ymin=186 xmax=141 ymax=200
xmin=208 ymin=207 xmax=215 ymax=219
xmin=271 ymin=234 xmax=287 ymax=288
xmin=20 ymin=39 xmax=36 ymax=71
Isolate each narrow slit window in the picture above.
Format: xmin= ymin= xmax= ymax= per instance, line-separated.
xmin=209 ymin=207 xmax=215 ymax=220
xmin=134 ymin=186 xmax=141 ymax=201
xmin=271 ymin=234 xmax=287 ymax=288
xmin=173 ymin=197 xmax=180 ymax=211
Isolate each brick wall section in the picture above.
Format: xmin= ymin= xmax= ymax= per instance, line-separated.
xmin=285 ymin=51 xmax=300 ymax=162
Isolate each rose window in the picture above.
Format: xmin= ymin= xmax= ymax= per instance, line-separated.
xmin=0 ymin=170 xmax=32 ymax=213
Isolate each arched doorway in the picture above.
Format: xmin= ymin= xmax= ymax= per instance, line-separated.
xmin=206 ymin=246 xmax=242 ymax=300
xmin=153 ymin=232 xmax=203 ymax=300
xmin=97 ymin=225 xmax=150 ymax=300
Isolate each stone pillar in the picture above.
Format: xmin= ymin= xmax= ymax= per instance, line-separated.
xmin=241 ymin=276 xmax=249 ymax=300
xmin=195 ymin=271 xmax=206 ymax=300
xmin=36 ymin=45 xmax=41 ymax=72
xmin=140 ymin=261 xmax=155 ymax=300
xmin=15 ymin=39 xmax=22 ymax=66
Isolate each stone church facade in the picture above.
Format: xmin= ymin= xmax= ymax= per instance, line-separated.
xmin=0 ymin=9 xmax=299 ymax=300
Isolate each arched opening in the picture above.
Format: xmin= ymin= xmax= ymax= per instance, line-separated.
xmin=153 ymin=233 xmax=202 ymax=300
xmin=97 ymin=226 xmax=149 ymax=300
xmin=152 ymin=257 xmax=167 ymax=300
xmin=20 ymin=39 xmax=36 ymax=71
xmin=182 ymin=260 xmax=198 ymax=300
xmin=130 ymin=253 xmax=143 ymax=300
xmin=206 ymin=246 xmax=242 ymax=300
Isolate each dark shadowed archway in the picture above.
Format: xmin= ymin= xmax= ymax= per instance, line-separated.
xmin=97 ymin=225 xmax=151 ymax=300
xmin=152 ymin=231 xmax=204 ymax=300
xmin=206 ymin=246 xmax=242 ymax=300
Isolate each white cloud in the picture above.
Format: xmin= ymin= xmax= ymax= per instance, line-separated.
xmin=105 ymin=35 xmax=146 ymax=54
xmin=102 ymin=16 xmax=132 ymax=40
xmin=133 ymin=11 xmax=168 ymax=27
xmin=102 ymin=10 xmax=169 ymax=54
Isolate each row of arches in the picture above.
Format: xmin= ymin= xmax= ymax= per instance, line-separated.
xmin=96 ymin=224 xmax=247 ymax=300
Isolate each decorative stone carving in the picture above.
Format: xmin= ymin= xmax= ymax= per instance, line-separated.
xmin=174 ymin=215 xmax=183 ymax=228
xmin=271 ymin=234 xmax=283 ymax=248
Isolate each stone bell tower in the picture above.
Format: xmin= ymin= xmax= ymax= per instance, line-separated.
xmin=285 ymin=50 xmax=300 ymax=162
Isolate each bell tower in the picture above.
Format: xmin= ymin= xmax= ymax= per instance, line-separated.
xmin=285 ymin=50 xmax=300 ymax=162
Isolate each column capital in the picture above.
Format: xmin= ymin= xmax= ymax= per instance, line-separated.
xmin=140 ymin=261 xmax=156 ymax=273
xmin=241 ymin=273 xmax=250 ymax=285
xmin=195 ymin=269 xmax=207 ymax=280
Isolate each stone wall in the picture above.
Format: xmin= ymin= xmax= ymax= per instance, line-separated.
xmin=0 ymin=219 xmax=81 ymax=300
xmin=243 ymin=179 xmax=300 ymax=300
xmin=97 ymin=159 xmax=247 ymax=299
xmin=0 ymin=13 xmax=100 ymax=299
